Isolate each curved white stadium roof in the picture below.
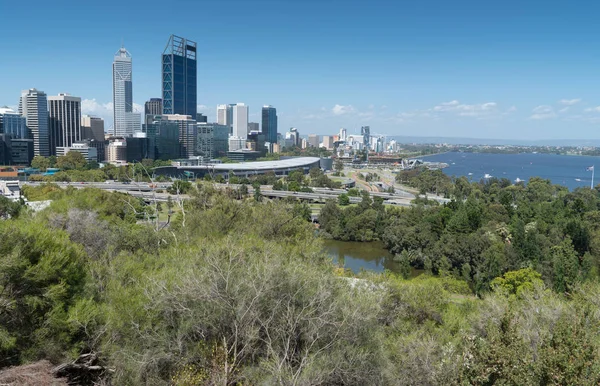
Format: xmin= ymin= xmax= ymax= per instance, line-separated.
xmin=173 ymin=157 xmax=321 ymax=172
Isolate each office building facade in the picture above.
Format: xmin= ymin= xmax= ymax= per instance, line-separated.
xmin=0 ymin=108 xmax=27 ymax=139
xmin=106 ymin=139 xmax=127 ymax=163
xmin=126 ymin=133 xmax=154 ymax=162
xmin=196 ymin=113 xmax=207 ymax=123
xmin=10 ymin=139 xmax=34 ymax=165
xmin=164 ymin=114 xmax=196 ymax=158
xmin=81 ymin=115 xmax=105 ymax=141
xmin=308 ymin=134 xmax=320 ymax=148
xmin=261 ymin=105 xmax=277 ymax=144
xmin=48 ymin=93 xmax=81 ymax=156
xmin=113 ymin=47 xmax=140 ymax=137
xmin=145 ymin=98 xmax=163 ymax=117
xmin=216 ymin=104 xmax=227 ymax=125
xmin=197 ymin=123 xmax=229 ymax=159
xmin=0 ymin=134 xmax=11 ymax=165
xmin=232 ymin=104 xmax=248 ymax=139
xmin=248 ymin=122 xmax=259 ymax=134
xmin=19 ymin=89 xmax=50 ymax=156
xmin=162 ymin=35 xmax=197 ymax=117
xmin=155 ymin=120 xmax=180 ymax=161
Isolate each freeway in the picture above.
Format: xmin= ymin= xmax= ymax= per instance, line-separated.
xmin=21 ymin=181 xmax=416 ymax=206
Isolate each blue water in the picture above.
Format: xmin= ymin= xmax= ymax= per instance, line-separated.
xmin=422 ymin=152 xmax=597 ymax=191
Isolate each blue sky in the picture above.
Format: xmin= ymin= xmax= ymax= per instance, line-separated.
xmin=2 ymin=0 xmax=600 ymax=140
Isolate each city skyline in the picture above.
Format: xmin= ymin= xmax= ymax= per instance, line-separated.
xmin=4 ymin=0 xmax=600 ymax=140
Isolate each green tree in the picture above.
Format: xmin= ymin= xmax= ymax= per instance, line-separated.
xmin=491 ymin=268 xmax=544 ymax=298
xmin=168 ymin=180 xmax=193 ymax=195
xmin=0 ymin=196 xmax=21 ymax=219
xmin=338 ymin=193 xmax=350 ymax=206
xmin=552 ymin=239 xmax=580 ymax=293
xmin=56 ymin=151 xmax=87 ymax=170
xmin=254 ymin=185 xmax=262 ymax=202
xmin=30 ymin=155 xmax=50 ymax=171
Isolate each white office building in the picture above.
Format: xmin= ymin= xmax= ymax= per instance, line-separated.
xmin=56 ymin=142 xmax=98 ymax=163
xmin=19 ymin=88 xmax=49 ymax=156
xmin=217 ymin=104 xmax=228 ymax=125
xmin=106 ymin=139 xmax=127 ymax=163
xmin=112 ymin=46 xmax=139 ymax=137
xmin=232 ymin=104 xmax=248 ymax=139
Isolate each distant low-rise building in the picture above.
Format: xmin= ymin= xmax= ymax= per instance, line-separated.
xmin=56 ymin=142 xmax=98 ymax=163
xmin=10 ymin=139 xmax=34 ymax=165
xmin=106 ymin=139 xmax=127 ymax=163
xmin=308 ymin=134 xmax=320 ymax=148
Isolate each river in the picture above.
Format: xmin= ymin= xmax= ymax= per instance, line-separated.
xmin=323 ymin=239 xmax=422 ymax=276
xmin=422 ymin=152 xmax=598 ymax=191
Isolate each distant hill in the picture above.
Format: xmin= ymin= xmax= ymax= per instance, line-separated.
xmin=386 ymin=136 xmax=600 ymax=147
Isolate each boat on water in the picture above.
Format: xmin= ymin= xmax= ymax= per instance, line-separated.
xmin=468 ymin=172 xmax=473 ymax=176
xmin=484 ymin=174 xmax=492 ymax=179
xmin=575 ymin=178 xmax=582 ymax=182
xmin=515 ymin=178 xmax=523 ymax=183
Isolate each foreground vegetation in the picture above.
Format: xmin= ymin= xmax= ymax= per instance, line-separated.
xmin=1 ymin=182 xmax=600 ymax=384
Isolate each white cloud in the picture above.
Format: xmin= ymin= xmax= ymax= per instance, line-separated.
xmin=529 ymin=105 xmax=556 ymax=120
xmin=197 ymin=104 xmax=209 ymax=112
xmin=558 ymin=107 xmax=570 ymax=113
xmin=303 ymin=114 xmax=321 ymax=119
xmin=584 ymin=106 xmax=600 ymax=113
xmin=432 ymin=100 xmax=498 ymax=117
xmin=82 ymin=99 xmax=144 ymax=129
xmin=331 ymin=104 xmax=355 ymax=116
xmin=559 ymin=98 xmax=581 ymax=106
xmin=133 ymin=103 xmax=144 ymax=114
xmin=81 ymin=99 xmax=114 ymax=125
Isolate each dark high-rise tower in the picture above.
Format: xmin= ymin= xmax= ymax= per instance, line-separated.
xmin=145 ymin=98 xmax=163 ymax=116
xmin=261 ymin=105 xmax=277 ymax=144
xmin=48 ymin=94 xmax=81 ymax=156
xmin=162 ymin=35 xmax=197 ymax=117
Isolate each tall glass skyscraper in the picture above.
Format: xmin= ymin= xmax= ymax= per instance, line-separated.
xmin=162 ymin=35 xmax=197 ymax=117
xmin=261 ymin=105 xmax=278 ymax=144
xmin=113 ymin=47 xmax=140 ymax=137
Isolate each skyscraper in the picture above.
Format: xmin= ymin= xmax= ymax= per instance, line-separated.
xmin=145 ymin=98 xmax=163 ymax=118
xmin=0 ymin=107 xmax=27 ymax=139
xmin=232 ymin=104 xmax=248 ymax=139
xmin=113 ymin=46 xmax=140 ymax=137
xmin=216 ymin=105 xmax=227 ymax=125
xmin=48 ymin=93 xmax=81 ymax=155
xmin=162 ymin=35 xmax=197 ymax=117
xmin=261 ymin=105 xmax=277 ymax=144
xmin=163 ymin=114 xmax=196 ymax=158
xmin=19 ymin=89 xmax=49 ymax=156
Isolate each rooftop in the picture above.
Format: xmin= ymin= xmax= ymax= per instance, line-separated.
xmin=164 ymin=157 xmax=321 ymax=172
